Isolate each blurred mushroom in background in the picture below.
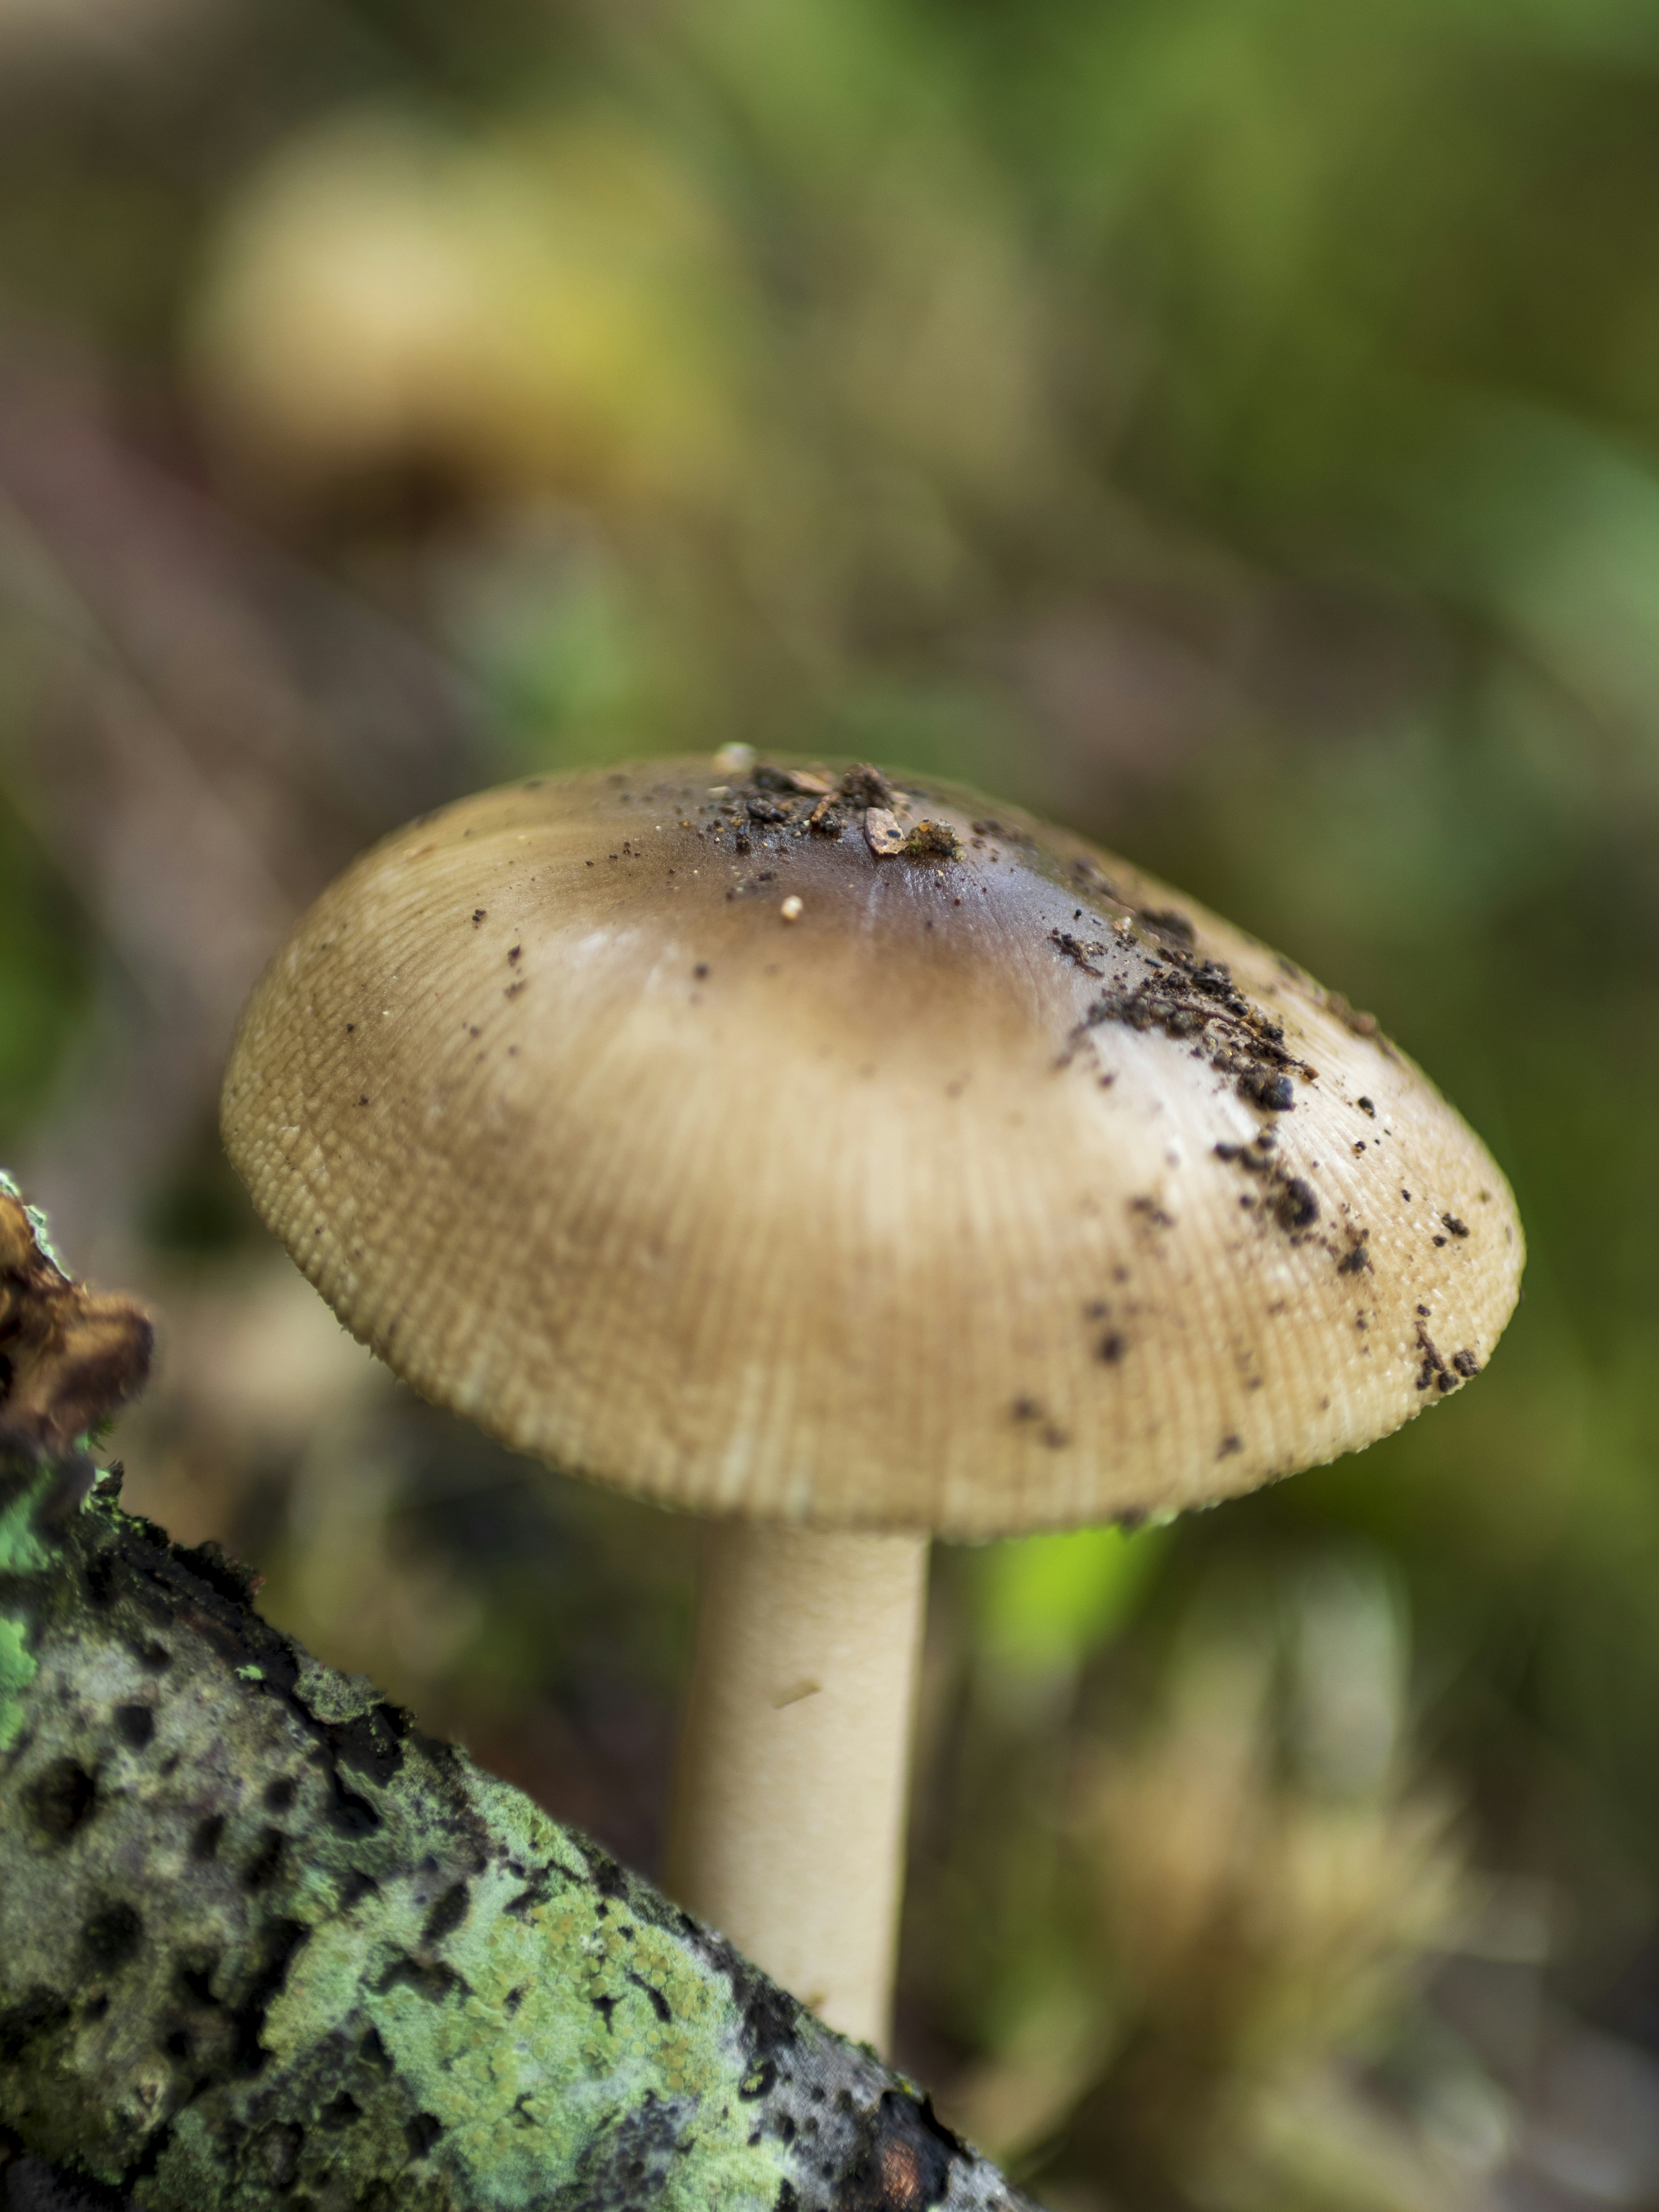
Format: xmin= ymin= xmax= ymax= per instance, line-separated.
xmin=189 ymin=109 xmax=748 ymax=515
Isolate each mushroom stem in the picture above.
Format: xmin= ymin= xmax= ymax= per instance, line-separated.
xmin=666 ymin=1520 xmax=929 ymax=2053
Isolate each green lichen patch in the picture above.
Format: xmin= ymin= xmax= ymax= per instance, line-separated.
xmin=0 ymin=1465 xmax=56 ymax=1751
xmin=1 ymin=1485 xmax=1031 ymax=2212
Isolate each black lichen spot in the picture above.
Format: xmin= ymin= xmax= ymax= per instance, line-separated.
xmin=328 ymin=1704 xmax=407 ymax=1788
xmin=378 ymin=1956 xmax=466 ymax=2005
xmin=1011 ymin=1395 xmax=1042 ymax=1424
xmin=339 ymin=1868 xmax=378 ymax=1911
xmin=1442 ymin=1214 xmax=1470 ymax=1239
xmin=406 ymin=2113 xmax=444 ymax=2160
xmin=740 ymin=2057 xmax=778 ymax=2101
xmin=507 ymin=946 xmax=521 ymax=966
xmin=229 ymin=1925 xmax=305 ymax=2065
xmin=176 ymin=1955 xmax=221 ymax=2007
xmin=421 ymin=1881 xmax=470 ymax=1947
xmin=1217 ymin=1434 xmax=1243 ymax=1459
xmin=626 ymin=1970 xmax=672 ymax=2024
xmin=114 ymin=1702 xmax=155 ymax=1751
xmin=31 ymin=1758 xmax=95 ymax=1837
xmin=1098 ymin=1331 xmax=1126 ymax=1363
xmin=192 ymin=1814 xmax=225 ymax=1861
xmin=173 ymin=1538 xmax=263 ymax=1609
xmin=83 ymin=1549 xmax=119 ymax=1607
xmin=472 ymin=910 xmax=486 ymax=925
xmin=0 ymin=1986 xmax=72 ymax=2064
xmin=253 ymin=2123 xmax=304 ymax=2189
xmin=570 ymin=1833 xmax=631 ymax=1901
xmin=1357 ymin=1096 xmax=1376 ymax=1116
xmin=83 ymin=1901 xmax=143 ymax=1970
xmin=243 ymin=1827 xmax=286 ymax=1892
xmin=693 ymin=963 xmax=709 ymax=979
xmin=1452 ymin=1348 xmax=1481 ymax=1377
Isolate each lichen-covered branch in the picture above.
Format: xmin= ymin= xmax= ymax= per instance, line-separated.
xmin=0 ymin=1461 xmax=1035 ymax=2210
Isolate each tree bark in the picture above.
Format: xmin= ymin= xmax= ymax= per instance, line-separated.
xmin=0 ymin=1461 xmax=1035 ymax=2212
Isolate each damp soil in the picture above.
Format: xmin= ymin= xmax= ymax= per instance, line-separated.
xmin=691 ymin=762 xmax=966 ymax=866
xmin=1067 ymin=936 xmax=1312 ymax=1116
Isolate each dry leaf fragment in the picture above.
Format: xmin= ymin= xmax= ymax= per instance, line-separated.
xmin=865 ymin=807 xmax=906 ymax=857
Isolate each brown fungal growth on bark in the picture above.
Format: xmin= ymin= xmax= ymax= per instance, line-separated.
xmin=220 ymin=752 xmax=1523 ymax=2054
xmin=0 ymin=1185 xmax=152 ymax=1470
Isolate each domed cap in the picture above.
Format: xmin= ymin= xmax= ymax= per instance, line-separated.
xmin=221 ymin=756 xmax=1522 ymax=1539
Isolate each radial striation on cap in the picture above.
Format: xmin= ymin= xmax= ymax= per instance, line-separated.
xmin=220 ymin=758 xmax=1523 ymax=1539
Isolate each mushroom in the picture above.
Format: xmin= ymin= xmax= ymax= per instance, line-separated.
xmin=220 ymin=756 xmax=1522 ymax=2052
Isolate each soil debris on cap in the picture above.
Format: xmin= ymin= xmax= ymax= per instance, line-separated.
xmin=1051 ymin=931 xmax=1107 ymax=976
xmin=1079 ymin=934 xmax=1310 ymax=1115
xmin=865 ymin=808 xmax=907 ymax=858
xmin=900 ymin=820 xmax=963 ymax=861
xmin=1213 ymin=1140 xmax=1324 ymax=1245
xmin=1139 ymin=908 xmax=1198 ymax=949
xmin=838 ymin=764 xmax=894 ymax=810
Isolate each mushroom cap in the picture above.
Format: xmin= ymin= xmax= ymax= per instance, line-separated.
xmin=221 ymin=757 xmax=1522 ymax=1539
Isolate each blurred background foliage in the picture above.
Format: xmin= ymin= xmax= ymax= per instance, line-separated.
xmin=3 ymin=0 xmax=1659 ymax=2203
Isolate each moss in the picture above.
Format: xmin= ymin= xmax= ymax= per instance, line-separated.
xmin=0 ymin=1467 xmax=53 ymax=1751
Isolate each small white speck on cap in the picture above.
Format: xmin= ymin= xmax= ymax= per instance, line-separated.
xmin=780 ymin=896 xmax=804 ymax=923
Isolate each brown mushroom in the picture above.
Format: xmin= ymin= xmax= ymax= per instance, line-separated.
xmin=220 ymin=755 xmax=1522 ymax=2050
